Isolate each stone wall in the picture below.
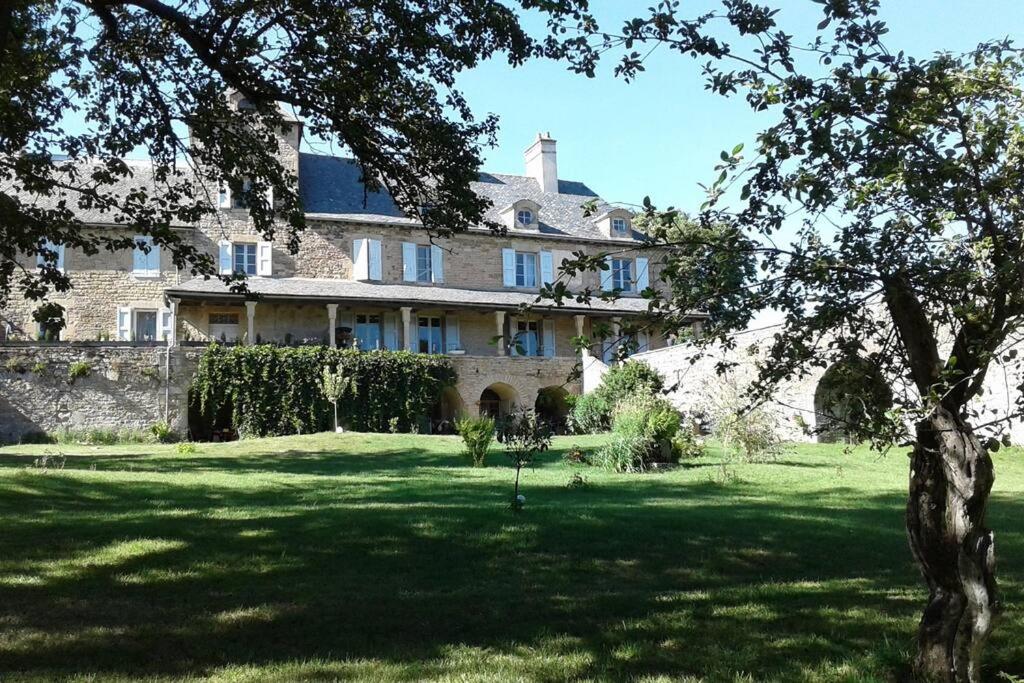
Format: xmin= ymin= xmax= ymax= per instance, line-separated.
xmin=450 ymin=355 xmax=580 ymax=416
xmin=0 ymin=343 xmax=201 ymax=443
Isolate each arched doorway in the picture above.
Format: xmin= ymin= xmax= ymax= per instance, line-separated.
xmin=535 ymin=386 xmax=571 ymax=434
xmin=479 ymin=382 xmax=518 ymax=419
xmin=430 ymin=386 xmax=465 ymax=434
xmin=814 ymin=357 xmax=893 ymax=443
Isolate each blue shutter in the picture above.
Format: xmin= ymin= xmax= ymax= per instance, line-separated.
xmin=542 ymin=319 xmax=555 ymax=357
xmin=352 ymin=238 xmax=367 ymax=280
xmin=402 ymin=242 xmax=417 ymax=282
xmin=369 ymin=239 xmax=383 ymax=280
xmin=383 ymin=313 xmax=399 ymax=350
xmin=431 ymin=244 xmax=444 ymax=283
xmin=445 ymin=314 xmax=460 ymax=352
xmin=540 ymin=251 xmax=554 ymax=286
xmin=636 ymin=257 xmax=649 ymax=291
xmin=218 ymin=241 xmax=232 ymax=275
xmin=601 ymin=256 xmax=614 ymax=291
xmin=502 ymin=248 xmax=516 ymax=287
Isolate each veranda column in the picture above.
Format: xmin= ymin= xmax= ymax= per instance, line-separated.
xmin=401 ymin=307 xmax=413 ymax=351
xmin=168 ymin=297 xmax=180 ymax=347
xmin=244 ymin=301 xmax=257 ymax=346
xmin=494 ymin=311 xmax=506 ymax=356
xmin=573 ymin=314 xmax=587 ymax=358
xmin=326 ymin=303 xmax=338 ymax=348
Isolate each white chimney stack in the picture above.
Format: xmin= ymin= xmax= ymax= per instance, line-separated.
xmin=524 ymin=132 xmax=558 ymax=194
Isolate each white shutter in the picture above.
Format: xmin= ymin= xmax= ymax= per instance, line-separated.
xmin=445 ymin=314 xmax=460 ymax=352
xmin=133 ymin=236 xmax=151 ymax=274
xmin=158 ymin=307 xmax=172 ymax=343
xmin=383 ymin=313 xmax=399 ymax=350
xmin=636 ymin=330 xmax=650 ymax=353
xmin=369 ymin=239 xmax=383 ymax=280
xmin=502 ymin=248 xmax=516 ymax=287
xmin=542 ymin=319 xmax=555 ymax=357
xmin=636 ymin=257 xmax=649 ymax=291
xmin=55 ymin=243 xmax=66 ymax=272
xmin=265 ymin=184 xmax=274 ymax=210
xmin=218 ymin=183 xmax=232 ymax=209
xmin=218 ymin=240 xmax=233 ymax=275
xmin=352 ymin=238 xmax=369 ymax=280
xmin=116 ymin=307 xmax=132 ymax=341
xmin=402 ymin=242 xmax=417 ymax=282
xmin=431 ymin=245 xmax=444 ymax=283
xmin=257 ymin=241 xmax=273 ymax=276
xmin=601 ymin=256 xmax=614 ymax=291
xmin=38 ymin=241 xmax=65 ymax=271
xmin=540 ymin=251 xmax=554 ymax=286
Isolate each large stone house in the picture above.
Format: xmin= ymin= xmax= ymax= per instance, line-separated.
xmin=1 ymin=105 xmax=699 ymax=431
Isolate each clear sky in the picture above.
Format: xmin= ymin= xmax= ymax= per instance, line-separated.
xmin=454 ymin=1 xmax=1024 ymax=212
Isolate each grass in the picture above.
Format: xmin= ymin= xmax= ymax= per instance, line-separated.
xmin=0 ymin=433 xmax=1022 ymax=682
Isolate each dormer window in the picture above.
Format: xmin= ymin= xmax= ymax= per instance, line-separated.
xmin=516 ymin=209 xmax=534 ymax=227
xmin=611 ymin=217 xmax=629 ymax=235
xmin=594 ymin=209 xmax=634 ymax=239
xmin=500 ymin=199 xmax=542 ymax=231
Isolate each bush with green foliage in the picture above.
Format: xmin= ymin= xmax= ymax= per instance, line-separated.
xmin=570 ymin=360 xmax=665 ymax=433
xmin=67 ymin=361 xmax=91 ymax=382
xmin=149 ymin=421 xmax=175 ymax=443
xmin=671 ymin=430 xmax=706 ymax=461
xmin=502 ymin=410 xmax=552 ymax=510
xmin=191 ymin=344 xmax=456 ymax=438
xmin=176 ymin=442 xmax=197 ymax=454
xmin=714 ymin=406 xmax=783 ymax=463
xmin=595 ymin=395 xmax=680 ymax=472
xmin=456 ymin=416 xmax=496 ymax=467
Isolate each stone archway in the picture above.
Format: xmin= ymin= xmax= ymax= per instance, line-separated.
xmin=430 ymin=386 xmax=466 ymax=434
xmin=478 ymin=382 xmax=519 ymax=419
xmin=814 ymin=357 xmax=893 ymax=443
xmin=535 ymin=385 xmax=572 ymax=434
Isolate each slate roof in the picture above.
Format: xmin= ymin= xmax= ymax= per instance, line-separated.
xmin=166 ymin=276 xmax=654 ymax=316
xmin=299 ymin=153 xmax=643 ymax=242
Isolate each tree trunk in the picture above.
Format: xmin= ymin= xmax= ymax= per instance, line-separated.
xmin=907 ymin=405 xmax=999 ymax=682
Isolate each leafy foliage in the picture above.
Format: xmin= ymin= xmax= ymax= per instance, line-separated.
xmin=191 ymin=344 xmax=456 ymax=437
xmin=149 ymin=420 xmax=175 ymax=444
xmin=0 ymin=0 xmax=586 ymax=314
xmin=570 ymin=360 xmax=664 ymax=433
xmin=594 ymin=394 xmax=680 ymax=472
xmin=501 ymin=410 xmax=552 ymax=510
xmin=456 ymin=415 xmax=496 ymax=467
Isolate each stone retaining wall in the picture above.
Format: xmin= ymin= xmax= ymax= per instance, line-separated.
xmin=0 ymin=343 xmax=201 ymax=443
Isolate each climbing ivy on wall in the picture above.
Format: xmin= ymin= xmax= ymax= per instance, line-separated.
xmin=191 ymin=345 xmax=457 ymax=437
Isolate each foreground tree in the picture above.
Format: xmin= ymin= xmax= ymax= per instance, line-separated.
xmin=0 ymin=0 xmax=582 ymax=316
xmin=548 ymin=2 xmax=1023 ymax=680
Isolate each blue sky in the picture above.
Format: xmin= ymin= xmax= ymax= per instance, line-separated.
xmin=454 ymin=1 xmax=1024 ymax=212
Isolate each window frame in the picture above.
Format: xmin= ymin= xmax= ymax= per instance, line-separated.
xmin=355 ymin=313 xmax=382 ymax=350
xmin=611 ymin=217 xmax=629 ymax=235
xmin=516 ymin=209 xmax=534 ymax=226
xmin=417 ymin=315 xmax=443 ymax=354
xmin=611 ymin=258 xmax=634 ymax=292
xmin=415 ymin=245 xmax=433 ymax=283
xmin=514 ymin=319 xmax=541 ymax=357
xmin=233 ymin=243 xmax=258 ymax=276
xmin=514 ymin=251 xmax=538 ymax=288
xmin=133 ymin=309 xmax=159 ymax=343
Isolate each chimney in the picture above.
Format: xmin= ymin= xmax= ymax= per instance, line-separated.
xmin=524 ymin=132 xmax=558 ymax=193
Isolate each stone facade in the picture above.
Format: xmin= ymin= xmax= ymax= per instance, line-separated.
xmin=0 ymin=343 xmax=200 ymax=442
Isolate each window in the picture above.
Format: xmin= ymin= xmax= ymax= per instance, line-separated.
xmin=516 ymin=209 xmax=534 ymax=226
xmin=209 ymin=313 xmax=240 ymax=342
xmin=132 ymin=235 xmax=160 ymax=277
xmin=611 ymin=258 xmax=633 ymax=292
xmin=233 ymin=243 xmax=257 ymax=275
xmin=515 ymin=252 xmax=537 ymax=287
xmin=611 ymin=217 xmax=629 ymax=235
xmin=418 ymin=316 xmax=443 ymax=354
xmin=514 ymin=320 xmax=540 ymax=356
xmin=416 ymin=245 xmax=432 ymax=283
xmin=355 ymin=314 xmax=382 ymax=350
xmin=37 ymin=310 xmax=64 ymax=341
xmin=134 ymin=310 xmax=158 ymax=342
xmin=37 ymin=240 xmax=65 ymax=272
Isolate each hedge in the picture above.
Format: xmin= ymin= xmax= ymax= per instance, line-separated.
xmin=191 ymin=344 xmax=457 ymax=437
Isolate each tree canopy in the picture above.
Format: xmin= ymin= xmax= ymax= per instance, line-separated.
xmin=0 ymin=0 xmax=583 ymax=314
xmin=543 ymin=2 xmax=1023 ymax=680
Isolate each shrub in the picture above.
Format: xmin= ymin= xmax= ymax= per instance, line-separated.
xmin=51 ymin=428 xmax=149 ymax=445
xmin=713 ymin=406 xmax=783 ymax=462
xmin=671 ymin=430 xmax=706 ymax=461
xmin=31 ymin=361 xmax=48 ymax=375
xmin=595 ymin=395 xmax=680 ymax=472
xmin=191 ymin=345 xmax=457 ymax=438
xmin=149 ymin=421 xmax=176 ymax=443
xmin=4 ymin=356 xmax=29 ymax=374
xmin=563 ymin=443 xmax=589 ymax=465
xmin=570 ymin=360 xmax=665 ymax=434
xmin=176 ymin=442 xmax=197 ymax=454
xmin=502 ymin=410 xmax=552 ymax=511
xmin=456 ymin=416 xmax=496 ymax=467
xmin=67 ymin=361 xmax=91 ymax=382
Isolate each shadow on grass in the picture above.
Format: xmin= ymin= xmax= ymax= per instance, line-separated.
xmin=0 ymin=454 xmax=1021 ymax=681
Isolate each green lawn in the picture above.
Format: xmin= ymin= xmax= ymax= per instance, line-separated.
xmin=0 ymin=434 xmax=1022 ymax=682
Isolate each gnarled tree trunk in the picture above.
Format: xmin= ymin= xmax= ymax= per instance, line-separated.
xmin=906 ymin=406 xmax=999 ymax=682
